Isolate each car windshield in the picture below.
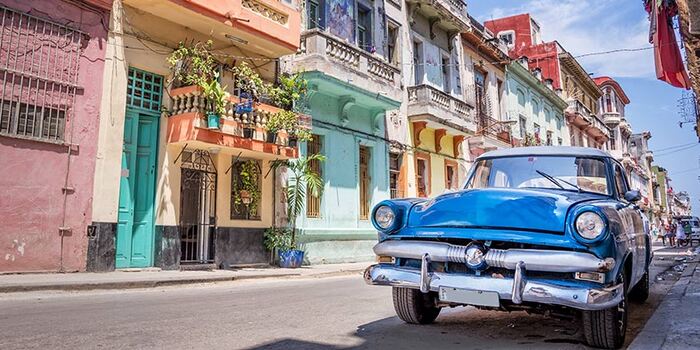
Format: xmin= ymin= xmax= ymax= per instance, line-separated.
xmin=466 ymin=156 xmax=610 ymax=195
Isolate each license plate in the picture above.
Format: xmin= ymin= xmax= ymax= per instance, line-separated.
xmin=439 ymin=287 xmax=500 ymax=307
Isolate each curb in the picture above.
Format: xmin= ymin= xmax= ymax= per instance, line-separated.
xmin=0 ymin=268 xmax=365 ymax=294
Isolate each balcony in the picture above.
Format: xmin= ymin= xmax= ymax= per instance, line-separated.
xmin=294 ymin=29 xmax=401 ymax=106
xmin=602 ymin=111 xmax=622 ymax=126
xmin=645 ymin=150 xmax=654 ymax=161
xmin=124 ymin=0 xmax=302 ymax=56
xmin=166 ymin=85 xmax=304 ymax=158
xmin=407 ymin=84 xmax=475 ymax=134
xmin=407 ymin=0 xmax=470 ymax=33
xmin=566 ymin=99 xmax=610 ymax=142
xmin=620 ymin=119 xmax=633 ymax=135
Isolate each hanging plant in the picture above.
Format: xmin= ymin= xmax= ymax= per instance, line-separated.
xmin=231 ymin=62 xmax=269 ymax=101
xmin=268 ymin=73 xmax=308 ymax=111
xmin=232 ymin=160 xmax=262 ymax=218
xmin=167 ymin=40 xmax=217 ymax=89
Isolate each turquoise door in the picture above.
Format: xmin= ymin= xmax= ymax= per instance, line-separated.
xmin=116 ymin=109 xmax=159 ymax=268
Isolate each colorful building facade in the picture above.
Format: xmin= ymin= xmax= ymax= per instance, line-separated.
xmin=506 ymin=59 xmax=569 ymax=146
xmin=0 ymin=0 xmax=112 ymax=272
xmin=88 ymin=0 xmax=303 ymax=271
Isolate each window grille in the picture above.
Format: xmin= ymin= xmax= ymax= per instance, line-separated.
xmin=306 ymin=134 xmax=322 ymax=218
xmin=231 ymin=159 xmax=262 ymax=220
xmin=127 ymin=67 xmax=163 ymax=112
xmin=0 ymin=6 xmax=84 ymax=142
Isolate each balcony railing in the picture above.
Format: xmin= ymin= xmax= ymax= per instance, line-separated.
xmin=168 ymin=85 xmax=309 ymax=151
xmin=407 ymin=0 xmax=470 ymax=31
xmin=407 ymin=84 xmax=474 ymax=130
xmin=296 ymin=29 xmax=401 ymax=99
xmin=601 ymin=111 xmax=621 ymax=125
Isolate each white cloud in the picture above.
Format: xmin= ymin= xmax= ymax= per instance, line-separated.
xmin=478 ymin=0 xmax=655 ymax=79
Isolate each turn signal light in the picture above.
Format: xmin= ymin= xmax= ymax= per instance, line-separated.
xmin=377 ymin=255 xmax=395 ymax=264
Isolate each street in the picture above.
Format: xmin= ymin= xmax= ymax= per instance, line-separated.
xmin=0 ymin=243 xmax=688 ymax=350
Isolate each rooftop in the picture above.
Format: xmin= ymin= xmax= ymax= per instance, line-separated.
xmin=478 ymin=146 xmax=611 ymax=159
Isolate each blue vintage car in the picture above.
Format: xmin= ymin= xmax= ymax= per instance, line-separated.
xmin=365 ymin=146 xmax=650 ymax=349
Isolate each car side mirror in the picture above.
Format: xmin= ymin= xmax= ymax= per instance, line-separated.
xmin=624 ymin=190 xmax=641 ymax=203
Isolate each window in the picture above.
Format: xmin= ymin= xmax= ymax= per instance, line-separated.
xmin=307 ymin=0 xmax=321 ymax=29
xmin=306 ymin=134 xmax=323 ymax=218
xmin=389 ymin=152 xmax=403 ymax=198
xmin=610 ymin=129 xmax=617 ymax=150
xmin=557 ymin=137 xmax=563 ymax=146
xmin=0 ymin=7 xmax=84 ymax=143
xmin=474 ymin=70 xmax=487 ymax=116
xmin=357 ymin=5 xmax=372 ymax=52
xmin=387 ymin=20 xmax=400 ymax=65
xmin=359 ymin=145 xmax=371 ymax=220
xmin=415 ymin=154 xmax=430 ymax=197
xmin=497 ymin=79 xmax=504 ymax=109
xmin=413 ymin=40 xmax=423 ymax=85
xmin=445 ymin=161 xmax=458 ymax=190
xmin=519 ymin=115 xmax=527 ymax=139
xmin=231 ymin=159 xmax=262 ymax=220
xmin=467 ymin=156 xmax=609 ymax=195
xmin=534 ymin=123 xmax=541 ymax=143
xmin=498 ymin=31 xmax=514 ymax=48
xmin=441 ymin=56 xmax=450 ymax=93
xmin=546 ymin=131 xmax=553 ymax=146
xmin=614 ymin=165 xmax=628 ymax=199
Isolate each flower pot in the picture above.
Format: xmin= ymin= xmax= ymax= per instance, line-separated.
xmin=207 ymin=113 xmax=221 ymax=130
xmin=278 ymin=249 xmax=304 ymax=268
xmin=287 ymin=136 xmax=298 ymax=148
xmin=265 ymin=131 xmax=278 ymax=144
xmin=242 ymin=127 xmax=254 ymax=139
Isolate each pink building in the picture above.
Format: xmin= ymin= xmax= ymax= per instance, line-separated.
xmin=0 ymin=0 xmax=111 ymax=272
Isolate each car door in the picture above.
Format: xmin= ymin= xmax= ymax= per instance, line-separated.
xmin=613 ymin=164 xmax=645 ymax=282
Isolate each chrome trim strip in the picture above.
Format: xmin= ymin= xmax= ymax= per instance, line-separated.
xmin=373 ymin=240 xmax=614 ymax=273
xmin=364 ymin=264 xmax=623 ymax=311
xmin=511 ymin=261 xmax=526 ymax=304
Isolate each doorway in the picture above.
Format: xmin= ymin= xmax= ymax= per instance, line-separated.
xmin=179 ymin=150 xmax=217 ymax=264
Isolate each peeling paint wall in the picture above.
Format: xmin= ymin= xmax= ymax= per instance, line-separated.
xmin=0 ymin=0 xmax=109 ymax=272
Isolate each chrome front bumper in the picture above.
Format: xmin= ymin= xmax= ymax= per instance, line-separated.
xmin=364 ymin=259 xmax=623 ymax=311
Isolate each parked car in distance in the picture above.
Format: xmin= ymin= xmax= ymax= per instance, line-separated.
xmin=364 ymin=147 xmax=651 ymax=349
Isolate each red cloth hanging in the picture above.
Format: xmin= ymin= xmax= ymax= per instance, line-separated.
xmin=646 ymin=0 xmax=691 ymax=89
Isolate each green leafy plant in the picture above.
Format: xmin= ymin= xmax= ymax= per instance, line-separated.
xmin=268 ymin=73 xmax=308 ymax=110
xmin=263 ymin=227 xmax=295 ymax=251
xmin=167 ymin=40 xmax=217 ymax=88
xmin=232 ymin=160 xmax=261 ymax=218
xmin=201 ymin=72 xmax=229 ymax=116
xmin=232 ymin=62 xmax=268 ymax=100
xmin=270 ymin=154 xmax=326 ymax=247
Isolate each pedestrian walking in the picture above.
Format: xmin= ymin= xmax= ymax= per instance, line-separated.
xmin=653 ymin=224 xmax=665 ymax=245
xmin=666 ymin=223 xmax=676 ymax=247
xmin=676 ymin=220 xmax=687 ymax=244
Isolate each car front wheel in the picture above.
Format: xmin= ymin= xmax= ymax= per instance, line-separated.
xmin=629 ymin=269 xmax=650 ymax=303
xmin=582 ymin=273 xmax=627 ymax=349
xmin=392 ymin=287 xmax=441 ymax=324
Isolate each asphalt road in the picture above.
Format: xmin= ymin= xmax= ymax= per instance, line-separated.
xmin=0 ymin=243 xmax=686 ymax=350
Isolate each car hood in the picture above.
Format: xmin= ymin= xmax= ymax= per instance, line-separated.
xmin=408 ymin=188 xmax=600 ymax=233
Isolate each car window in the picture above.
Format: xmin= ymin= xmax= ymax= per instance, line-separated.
xmin=466 ymin=156 xmax=609 ymax=195
xmin=614 ymin=165 xmax=628 ymax=199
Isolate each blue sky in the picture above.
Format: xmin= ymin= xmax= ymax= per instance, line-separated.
xmin=470 ymin=0 xmax=700 ymax=216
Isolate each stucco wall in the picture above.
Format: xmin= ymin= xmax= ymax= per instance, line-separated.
xmin=0 ymin=0 xmax=109 ymax=272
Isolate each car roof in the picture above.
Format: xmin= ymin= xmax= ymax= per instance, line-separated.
xmin=477 ymin=146 xmax=611 ymax=160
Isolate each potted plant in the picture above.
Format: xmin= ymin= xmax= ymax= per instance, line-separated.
xmin=200 ymin=73 xmax=229 ymax=129
xmin=268 ymin=73 xmax=308 ymax=110
xmin=265 ymin=110 xmax=296 ymax=144
xmin=288 ymin=127 xmax=312 ymax=148
xmin=268 ymin=154 xmax=326 ymax=267
xmin=263 ymin=227 xmax=297 ymax=267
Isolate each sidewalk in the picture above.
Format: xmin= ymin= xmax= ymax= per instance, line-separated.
xmin=0 ymin=262 xmax=368 ymax=293
xmin=629 ymin=247 xmax=700 ymax=350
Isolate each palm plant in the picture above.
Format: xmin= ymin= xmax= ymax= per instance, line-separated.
xmin=270 ymin=154 xmax=326 ymax=247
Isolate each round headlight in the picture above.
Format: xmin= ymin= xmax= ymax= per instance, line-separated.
xmin=575 ymin=211 xmax=606 ymax=240
xmin=374 ymin=205 xmax=396 ymax=230
xmin=465 ymin=243 xmax=488 ymax=271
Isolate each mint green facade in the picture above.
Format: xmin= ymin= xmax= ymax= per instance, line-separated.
xmin=506 ymin=62 xmax=569 ymax=145
xmin=297 ymin=72 xmax=400 ymax=264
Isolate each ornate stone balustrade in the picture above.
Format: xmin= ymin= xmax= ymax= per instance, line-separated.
xmin=407 ymin=84 xmax=475 ymax=133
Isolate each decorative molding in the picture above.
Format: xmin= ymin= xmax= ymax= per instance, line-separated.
xmin=429 ymin=17 xmax=441 ymax=40
xmin=241 ymin=0 xmax=289 ymax=25
xmin=412 ymin=121 xmax=428 ymax=147
xmin=435 ymin=129 xmax=447 ymax=153
xmin=339 ymin=96 xmax=356 ymax=127
xmin=372 ymin=110 xmax=385 ymax=133
xmin=453 ymin=135 xmax=465 ymax=158
xmin=408 ymin=3 xmax=421 ymax=27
